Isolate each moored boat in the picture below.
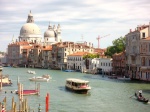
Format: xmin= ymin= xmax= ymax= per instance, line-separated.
xmin=29 ymin=75 xmax=50 ymax=82
xmin=15 ymin=90 xmax=39 ymax=95
xmin=64 ymin=70 xmax=75 ymax=72
xmin=0 ymin=75 xmax=12 ymax=86
xmin=65 ymin=78 xmax=91 ymax=94
xmin=135 ymin=92 xmax=149 ymax=103
xmin=117 ymin=77 xmax=131 ymax=81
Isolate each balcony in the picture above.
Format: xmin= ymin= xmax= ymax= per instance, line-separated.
xmin=140 ymin=66 xmax=150 ymax=70
xmin=130 ymin=64 xmax=136 ymax=67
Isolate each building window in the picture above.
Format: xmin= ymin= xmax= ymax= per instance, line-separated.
xmin=142 ymin=32 xmax=145 ymax=38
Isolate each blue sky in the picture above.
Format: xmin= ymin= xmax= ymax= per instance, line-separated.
xmin=0 ymin=0 xmax=150 ymax=52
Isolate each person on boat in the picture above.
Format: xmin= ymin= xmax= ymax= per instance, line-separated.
xmin=138 ymin=90 xmax=143 ymax=98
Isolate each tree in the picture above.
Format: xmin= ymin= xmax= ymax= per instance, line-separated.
xmin=83 ymin=53 xmax=99 ymax=60
xmin=105 ymin=36 xmax=125 ymax=57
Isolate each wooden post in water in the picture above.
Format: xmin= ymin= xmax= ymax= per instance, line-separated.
xmin=11 ymin=97 xmax=14 ymax=111
xmin=45 ymin=93 xmax=50 ymax=112
xmin=3 ymin=96 xmax=6 ymax=111
xmin=0 ymin=73 xmax=2 ymax=91
xmin=21 ymin=84 xmax=23 ymax=101
xmin=38 ymin=104 xmax=41 ymax=112
xmin=22 ymin=100 xmax=24 ymax=112
xmin=14 ymin=102 xmax=17 ymax=112
xmin=17 ymin=76 xmax=19 ymax=85
xmin=38 ymin=83 xmax=40 ymax=95
xmin=25 ymin=98 xmax=28 ymax=112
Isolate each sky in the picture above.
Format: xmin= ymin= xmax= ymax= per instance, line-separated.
xmin=0 ymin=0 xmax=150 ymax=52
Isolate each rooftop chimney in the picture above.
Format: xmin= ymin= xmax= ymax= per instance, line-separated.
xmin=130 ymin=29 xmax=132 ymax=33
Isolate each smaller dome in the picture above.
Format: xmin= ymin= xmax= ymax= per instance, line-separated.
xmin=44 ymin=25 xmax=55 ymax=37
xmin=44 ymin=30 xmax=55 ymax=37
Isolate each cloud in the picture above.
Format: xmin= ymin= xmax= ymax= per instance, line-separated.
xmin=0 ymin=0 xmax=150 ymax=51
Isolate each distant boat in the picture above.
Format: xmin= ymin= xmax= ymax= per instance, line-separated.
xmin=64 ymin=70 xmax=75 ymax=72
xmin=0 ymin=75 xmax=12 ymax=86
xmin=117 ymin=77 xmax=131 ymax=80
xmin=65 ymin=78 xmax=91 ymax=94
xmin=29 ymin=75 xmax=51 ymax=82
xmin=27 ymin=70 xmax=36 ymax=74
xmin=135 ymin=92 xmax=149 ymax=103
xmin=15 ymin=90 xmax=39 ymax=95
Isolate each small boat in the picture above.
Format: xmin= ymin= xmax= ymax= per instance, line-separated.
xmin=15 ymin=90 xmax=39 ymax=95
xmin=27 ymin=70 xmax=36 ymax=74
xmin=2 ymin=81 xmax=12 ymax=86
xmin=29 ymin=75 xmax=51 ymax=82
xmin=108 ymin=76 xmax=117 ymax=79
xmin=117 ymin=76 xmax=131 ymax=80
xmin=65 ymin=78 xmax=91 ymax=94
xmin=64 ymin=70 xmax=75 ymax=72
xmin=42 ymin=74 xmax=51 ymax=79
xmin=0 ymin=75 xmax=12 ymax=86
xmin=135 ymin=92 xmax=149 ymax=103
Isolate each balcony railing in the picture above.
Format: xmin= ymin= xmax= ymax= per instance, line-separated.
xmin=140 ymin=66 xmax=150 ymax=70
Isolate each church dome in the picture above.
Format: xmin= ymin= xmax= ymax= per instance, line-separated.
xmin=44 ymin=25 xmax=55 ymax=37
xmin=44 ymin=30 xmax=55 ymax=37
xmin=20 ymin=23 xmax=41 ymax=36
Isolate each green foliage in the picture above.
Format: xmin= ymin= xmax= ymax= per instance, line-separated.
xmin=83 ymin=53 xmax=99 ymax=60
xmin=105 ymin=36 xmax=125 ymax=57
xmin=0 ymin=51 xmax=5 ymax=55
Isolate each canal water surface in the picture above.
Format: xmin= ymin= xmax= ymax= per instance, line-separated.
xmin=0 ymin=67 xmax=150 ymax=112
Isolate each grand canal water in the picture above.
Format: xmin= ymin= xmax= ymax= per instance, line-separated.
xmin=0 ymin=67 xmax=150 ymax=112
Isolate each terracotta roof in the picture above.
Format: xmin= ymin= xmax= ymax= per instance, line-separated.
xmin=22 ymin=46 xmax=33 ymax=49
xmin=68 ymin=52 xmax=90 ymax=56
xmin=126 ymin=25 xmax=149 ymax=35
xmin=42 ymin=45 xmax=52 ymax=51
xmin=52 ymin=41 xmax=93 ymax=49
xmin=8 ymin=41 xmax=29 ymax=46
xmin=94 ymin=48 xmax=106 ymax=52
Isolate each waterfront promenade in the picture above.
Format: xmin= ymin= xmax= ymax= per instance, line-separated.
xmin=0 ymin=67 xmax=150 ymax=112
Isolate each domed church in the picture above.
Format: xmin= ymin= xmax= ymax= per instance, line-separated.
xmin=44 ymin=23 xmax=62 ymax=45
xmin=18 ymin=11 xmax=62 ymax=45
xmin=18 ymin=11 xmax=42 ymax=44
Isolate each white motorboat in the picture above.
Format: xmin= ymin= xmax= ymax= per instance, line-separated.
xmin=65 ymin=78 xmax=91 ymax=94
xmin=29 ymin=75 xmax=51 ymax=82
xmin=117 ymin=76 xmax=131 ymax=80
xmin=27 ymin=70 xmax=36 ymax=74
xmin=0 ymin=75 xmax=12 ymax=86
xmin=29 ymin=76 xmax=49 ymax=82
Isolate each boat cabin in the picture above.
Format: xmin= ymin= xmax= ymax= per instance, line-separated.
xmin=65 ymin=78 xmax=91 ymax=94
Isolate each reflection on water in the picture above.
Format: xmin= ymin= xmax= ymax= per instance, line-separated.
xmin=0 ymin=67 xmax=150 ymax=112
